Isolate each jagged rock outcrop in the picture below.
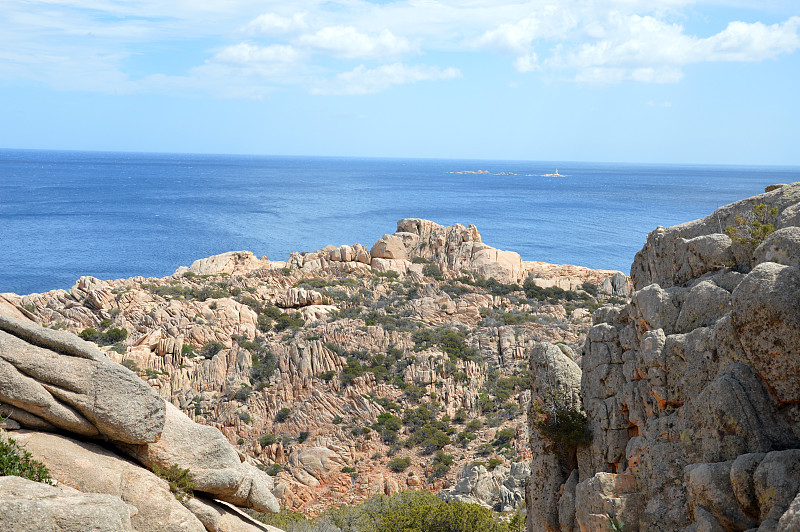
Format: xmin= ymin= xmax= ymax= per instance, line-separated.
xmin=531 ymin=183 xmax=800 ymax=532
xmin=3 ymin=217 xmax=627 ymax=517
xmin=527 ymin=342 xmax=583 ymax=531
xmin=0 ymin=475 xmax=136 ymax=531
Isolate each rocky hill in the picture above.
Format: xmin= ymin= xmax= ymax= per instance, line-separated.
xmin=0 ymin=218 xmax=627 ymax=526
xmin=526 ymin=182 xmax=800 ymax=531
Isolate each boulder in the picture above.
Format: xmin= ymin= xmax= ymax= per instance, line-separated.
xmin=183 ymin=497 xmax=285 ymax=532
xmin=0 ymin=475 xmax=135 ymax=532
xmin=119 ymin=402 xmax=280 ymax=514
xmin=11 ymin=430 xmax=205 ymax=532
xmin=0 ymin=314 xmax=165 ymax=443
xmin=731 ymin=262 xmax=800 ymax=404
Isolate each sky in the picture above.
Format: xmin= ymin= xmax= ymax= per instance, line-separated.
xmin=1 ymin=0 xmax=799 ymax=164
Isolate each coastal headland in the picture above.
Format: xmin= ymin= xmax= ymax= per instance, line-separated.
xmin=2 ymin=182 xmax=800 ymax=531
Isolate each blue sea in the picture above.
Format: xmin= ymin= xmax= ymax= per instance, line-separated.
xmin=1 ymin=149 xmax=797 ymax=295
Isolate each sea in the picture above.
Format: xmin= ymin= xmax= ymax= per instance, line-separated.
xmin=1 ymin=149 xmax=797 ymax=295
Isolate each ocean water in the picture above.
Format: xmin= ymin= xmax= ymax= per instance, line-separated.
xmin=1 ymin=149 xmax=797 ymax=295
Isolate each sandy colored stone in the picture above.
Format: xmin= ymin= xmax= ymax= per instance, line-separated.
xmin=0 ymin=316 xmax=165 ymax=443
xmin=0 ymin=475 xmax=135 ymax=532
xmin=119 ymin=402 xmax=279 ymax=514
xmin=12 ymin=430 xmax=205 ymax=532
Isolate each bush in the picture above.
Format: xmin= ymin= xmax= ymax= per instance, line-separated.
xmin=79 ymin=328 xmax=99 ymax=342
xmin=422 ymin=263 xmax=444 ymax=280
xmin=325 ymin=490 xmax=509 ymax=532
xmin=234 ymin=385 xmax=252 ymax=402
xmin=152 ymin=463 xmax=195 ymax=502
xmin=388 ymin=457 xmax=411 ymax=473
xmin=532 ymin=389 xmax=591 ymax=459
xmin=258 ymin=434 xmax=276 ymax=447
xmin=200 ymin=341 xmax=225 ymax=359
xmin=275 ymin=407 xmax=291 ymax=423
xmin=0 ymin=436 xmax=53 ymax=484
xmin=726 ymin=202 xmax=779 ymax=267
xmin=266 ymin=464 xmax=283 ymax=476
xmin=251 ymin=349 xmax=276 ymax=386
xmin=181 ymin=343 xmax=196 ymax=356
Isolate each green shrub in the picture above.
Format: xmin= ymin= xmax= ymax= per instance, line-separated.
xmin=726 ymin=202 xmax=779 ymax=267
xmin=430 ymin=450 xmax=453 ymax=478
xmin=493 ymin=427 xmax=516 ymax=446
xmin=532 ymin=390 xmax=591 ymax=459
xmin=120 ymin=359 xmax=140 ymax=372
xmin=152 ymin=463 xmax=195 ymax=501
xmin=487 ymin=458 xmax=502 ymax=470
xmin=200 ymin=341 xmax=225 ymax=359
xmin=274 ymin=312 xmax=305 ymax=332
xmin=258 ymin=434 xmax=276 ymax=447
xmin=79 ymin=328 xmax=99 ymax=342
xmin=388 ymin=457 xmax=411 ymax=473
xmin=422 ymin=263 xmax=444 ymax=280
xmin=341 ymin=466 xmax=356 ymax=474
xmin=275 ymin=407 xmax=291 ymax=423
xmin=234 ymin=385 xmax=252 ymax=402
xmin=411 ymin=257 xmax=430 ymax=264
xmin=0 ymin=436 xmax=53 ymax=484
xmin=298 ymin=431 xmax=309 ymax=443
xmin=181 ymin=343 xmax=196 ymax=356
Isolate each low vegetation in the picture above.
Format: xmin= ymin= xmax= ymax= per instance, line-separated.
xmin=252 ymin=490 xmax=515 ymax=532
xmin=152 ymin=463 xmax=195 ymax=502
xmin=0 ymin=435 xmax=53 ymax=485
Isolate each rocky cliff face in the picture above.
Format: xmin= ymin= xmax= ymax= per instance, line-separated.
xmin=1 ymin=218 xmax=626 ymax=523
xmin=528 ymin=182 xmax=800 ymax=531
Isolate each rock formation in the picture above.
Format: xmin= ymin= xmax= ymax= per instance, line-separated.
xmin=0 ymin=313 xmax=280 ymax=531
xmin=528 ymin=182 xmax=800 ymax=531
xmin=1 ymin=218 xmax=627 ymax=523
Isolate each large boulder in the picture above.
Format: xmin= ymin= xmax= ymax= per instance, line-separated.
xmin=0 ymin=314 xmax=165 ymax=443
xmin=0 ymin=475 xmax=135 ymax=532
xmin=119 ymin=402 xmax=280 ymax=514
xmin=11 ymin=430 xmax=205 ymax=532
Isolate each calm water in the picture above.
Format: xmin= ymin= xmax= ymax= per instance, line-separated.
xmin=1 ymin=149 xmax=797 ymax=295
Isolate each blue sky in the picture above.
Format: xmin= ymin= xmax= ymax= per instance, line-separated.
xmin=1 ymin=0 xmax=799 ymax=164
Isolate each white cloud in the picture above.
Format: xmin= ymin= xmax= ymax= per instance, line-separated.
xmin=513 ymin=52 xmax=540 ymax=73
xmin=2 ymin=0 xmax=800 ymax=95
xmin=212 ymin=43 xmax=302 ymax=65
xmin=702 ymin=17 xmax=800 ymax=61
xmin=311 ymin=62 xmax=461 ymax=95
xmin=240 ymin=12 xmax=308 ymax=35
xmin=555 ymin=14 xmax=800 ymax=83
xmin=297 ymin=26 xmax=415 ymax=59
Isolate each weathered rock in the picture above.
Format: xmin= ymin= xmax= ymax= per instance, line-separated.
xmin=11 ymin=430 xmax=205 ymax=532
xmin=177 ymin=251 xmax=270 ymax=276
xmin=731 ymin=262 xmax=800 ymax=404
xmin=574 ymin=473 xmax=641 ymax=532
xmin=754 ymin=227 xmax=800 ymax=268
xmin=183 ymin=497 xmax=284 ymax=532
xmin=529 ymin=342 xmax=583 ymax=531
xmin=685 ymin=460 xmax=757 ymax=531
xmin=119 ymin=402 xmax=280 ymax=514
xmin=0 ymin=475 xmax=135 ymax=531
xmin=0 ymin=314 xmax=165 ymax=443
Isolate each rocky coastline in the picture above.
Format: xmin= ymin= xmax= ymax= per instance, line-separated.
xmin=1 ymin=182 xmax=798 ymax=531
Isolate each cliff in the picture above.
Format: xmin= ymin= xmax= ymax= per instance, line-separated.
xmin=527 ymin=182 xmax=800 ymax=531
xmin=0 ymin=218 xmax=625 ymax=528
